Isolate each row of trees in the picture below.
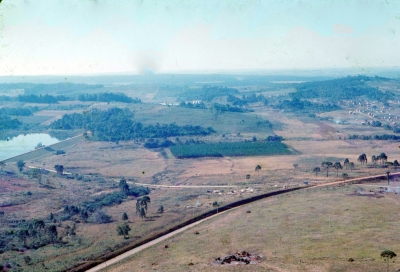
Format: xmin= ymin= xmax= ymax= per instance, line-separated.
xmin=78 ymin=93 xmax=141 ymax=103
xmin=312 ymin=153 xmax=398 ymax=178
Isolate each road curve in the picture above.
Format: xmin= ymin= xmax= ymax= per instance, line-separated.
xmin=85 ymin=171 xmax=400 ymax=272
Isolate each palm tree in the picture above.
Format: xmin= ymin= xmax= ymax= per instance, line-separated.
xmin=255 ymin=165 xmax=261 ymax=176
xmin=312 ymin=167 xmax=320 ymax=177
xmin=380 ymin=250 xmax=396 ymax=272
xmin=333 ymin=162 xmax=343 ymax=177
xmin=321 ymin=162 xmax=333 ymax=177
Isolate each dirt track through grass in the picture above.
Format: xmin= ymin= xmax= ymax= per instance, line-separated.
xmin=83 ymin=171 xmax=400 ymax=272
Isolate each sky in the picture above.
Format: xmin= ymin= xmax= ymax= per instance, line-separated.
xmin=0 ymin=0 xmax=400 ymax=76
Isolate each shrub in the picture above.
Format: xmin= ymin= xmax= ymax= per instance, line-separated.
xmin=90 ymin=210 xmax=112 ymax=224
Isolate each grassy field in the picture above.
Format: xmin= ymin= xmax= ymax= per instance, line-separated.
xmin=105 ymin=182 xmax=400 ymax=272
xmin=170 ymin=141 xmax=295 ymax=158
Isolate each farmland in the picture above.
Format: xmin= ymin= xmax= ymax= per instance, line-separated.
xmin=1 ymin=74 xmax=400 ymax=271
xmin=170 ymin=141 xmax=294 ymax=158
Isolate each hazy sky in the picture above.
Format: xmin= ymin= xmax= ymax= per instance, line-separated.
xmin=1 ymin=0 xmax=400 ymax=75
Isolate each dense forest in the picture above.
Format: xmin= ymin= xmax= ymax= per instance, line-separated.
xmin=0 ymin=115 xmax=21 ymax=129
xmin=0 ymin=106 xmax=39 ymax=116
xmin=211 ymin=103 xmax=253 ymax=113
xmin=276 ymin=98 xmax=340 ymax=112
xmin=227 ymin=93 xmax=268 ymax=106
xmin=290 ymin=76 xmax=395 ymax=102
xmin=78 ymin=93 xmax=141 ymax=103
xmin=17 ymin=94 xmax=59 ymax=104
xmin=178 ymin=85 xmax=239 ymax=102
xmin=50 ymin=108 xmax=215 ymax=141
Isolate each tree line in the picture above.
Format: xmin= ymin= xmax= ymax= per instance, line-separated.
xmin=49 ymin=107 xmax=215 ymax=141
xmin=78 ymin=93 xmax=141 ymax=103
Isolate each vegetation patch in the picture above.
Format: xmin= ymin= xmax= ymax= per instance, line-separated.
xmin=170 ymin=141 xmax=295 ymax=158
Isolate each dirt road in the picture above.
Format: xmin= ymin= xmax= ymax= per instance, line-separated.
xmin=85 ymin=208 xmax=236 ymax=272
xmin=85 ymin=171 xmax=400 ymax=272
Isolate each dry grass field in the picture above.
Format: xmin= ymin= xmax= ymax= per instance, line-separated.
xmin=104 ymin=182 xmax=400 ymax=272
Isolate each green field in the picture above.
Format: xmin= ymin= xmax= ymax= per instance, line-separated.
xmin=170 ymin=141 xmax=295 ymax=158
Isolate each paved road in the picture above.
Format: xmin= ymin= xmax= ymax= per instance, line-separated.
xmin=85 ymin=171 xmax=400 ymax=272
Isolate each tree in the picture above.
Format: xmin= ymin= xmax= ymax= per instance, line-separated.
xmin=372 ymin=155 xmax=377 ymax=166
xmin=333 ymin=162 xmax=343 ymax=177
xmin=357 ymin=154 xmax=367 ymax=167
xmin=122 ymin=212 xmax=128 ymax=221
xmin=349 ymin=162 xmax=355 ymax=172
xmin=312 ymin=167 xmax=320 ymax=177
xmin=293 ymin=164 xmax=298 ymax=173
xmin=119 ymin=179 xmax=129 ymax=194
xmin=157 ymin=205 xmax=164 ymax=214
xmin=255 ymin=165 xmax=261 ymax=176
xmin=321 ymin=162 xmax=333 ymax=177
xmin=343 ymin=158 xmax=349 ymax=169
xmin=91 ymin=210 xmax=112 ymax=224
xmin=136 ymin=196 xmax=151 ymax=217
xmin=386 ymin=171 xmax=391 ymax=186
xmin=54 ymin=165 xmax=64 ymax=175
xmin=139 ymin=207 xmax=146 ymax=220
xmin=17 ymin=160 xmax=25 ymax=172
xmin=30 ymin=168 xmax=42 ymax=184
xmin=381 ymin=250 xmax=396 ymax=272
xmin=342 ymin=173 xmax=348 ymax=180
xmin=380 ymin=152 xmax=388 ymax=165
xmin=394 ymin=160 xmax=400 ymax=171
xmin=116 ymin=222 xmax=131 ymax=238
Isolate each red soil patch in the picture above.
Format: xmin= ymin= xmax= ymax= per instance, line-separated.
xmin=0 ymin=176 xmax=31 ymax=192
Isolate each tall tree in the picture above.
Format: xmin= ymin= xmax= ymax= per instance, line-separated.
xmin=255 ymin=165 xmax=261 ymax=176
xmin=122 ymin=212 xmax=128 ymax=221
xmin=380 ymin=152 xmax=388 ymax=165
xmin=312 ymin=167 xmax=320 ymax=177
xmin=333 ymin=162 xmax=343 ymax=177
xmin=380 ymin=250 xmax=396 ymax=272
xmin=349 ymin=162 xmax=355 ymax=172
xmin=17 ymin=160 xmax=25 ymax=172
xmin=321 ymin=162 xmax=333 ymax=177
xmin=393 ymin=160 xmax=400 ymax=171
xmin=371 ymin=155 xmax=377 ymax=166
xmin=357 ymin=154 xmax=367 ymax=167
xmin=386 ymin=171 xmax=391 ymax=186
xmin=343 ymin=158 xmax=349 ymax=169
xmin=136 ymin=196 xmax=151 ymax=216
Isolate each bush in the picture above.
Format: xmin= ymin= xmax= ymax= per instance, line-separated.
xmin=90 ymin=210 xmax=112 ymax=224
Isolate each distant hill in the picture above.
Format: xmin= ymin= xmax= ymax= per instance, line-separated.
xmin=290 ymin=75 xmax=396 ymax=102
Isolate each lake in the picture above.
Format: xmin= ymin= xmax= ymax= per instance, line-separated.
xmin=0 ymin=133 xmax=60 ymax=161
